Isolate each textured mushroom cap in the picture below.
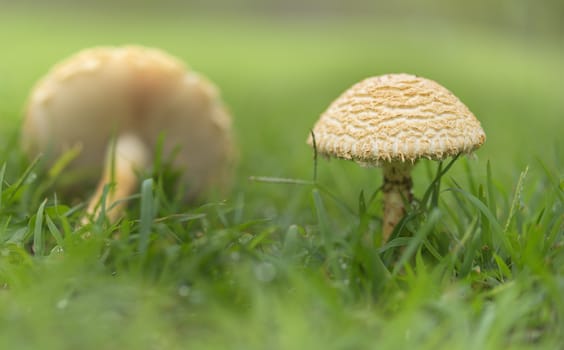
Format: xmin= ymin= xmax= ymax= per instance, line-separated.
xmin=22 ymin=46 xmax=234 ymax=198
xmin=307 ymin=74 xmax=485 ymax=165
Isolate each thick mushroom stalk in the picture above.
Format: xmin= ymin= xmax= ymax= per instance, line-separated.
xmin=382 ymin=162 xmax=414 ymax=242
xmin=85 ymin=134 xmax=149 ymax=223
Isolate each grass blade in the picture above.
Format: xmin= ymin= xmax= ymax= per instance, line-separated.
xmin=447 ymin=188 xmax=504 ymax=233
xmin=312 ymin=188 xmax=331 ymax=247
xmin=0 ymin=163 xmax=5 ymax=210
xmin=47 ymin=144 xmax=82 ymax=179
xmin=45 ymin=214 xmax=64 ymax=248
xmin=446 ymin=188 xmax=511 ymax=255
xmin=311 ymin=130 xmax=318 ymax=182
xmin=504 ymin=166 xmax=529 ymax=232
xmin=248 ymin=176 xmax=314 ymax=185
xmin=421 ymin=155 xmax=459 ymax=209
xmin=33 ymin=199 xmax=48 ymax=256
xmin=6 ymin=155 xmax=41 ymax=202
xmin=392 ymin=209 xmax=441 ymax=275
xmin=486 ymin=160 xmax=498 ymax=219
xmin=138 ymin=178 xmax=154 ymax=257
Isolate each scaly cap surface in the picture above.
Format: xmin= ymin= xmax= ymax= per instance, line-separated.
xmin=308 ymin=74 xmax=485 ymax=165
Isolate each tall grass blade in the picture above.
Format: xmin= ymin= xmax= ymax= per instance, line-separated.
xmin=463 ymin=157 xmax=477 ymax=194
xmin=248 ymin=176 xmax=314 ymax=185
xmin=0 ymin=163 xmax=6 ymax=210
xmin=431 ymin=161 xmax=443 ymax=208
xmin=138 ymin=178 xmax=154 ymax=257
xmin=312 ymin=188 xmax=330 ymax=246
xmin=421 ymin=155 xmax=459 ymax=209
xmin=282 ymin=225 xmax=302 ymax=257
xmin=45 ymin=215 xmax=64 ymax=248
xmin=358 ymin=190 xmax=366 ymax=215
xmin=310 ymin=130 xmax=318 ymax=183
xmin=33 ymin=198 xmax=48 ymax=256
xmin=536 ymin=157 xmax=563 ymax=202
xmin=94 ymin=185 xmax=111 ymax=226
xmin=47 ymin=144 xmax=82 ymax=179
xmin=392 ymin=209 xmax=441 ymax=275
xmin=504 ymin=166 xmax=529 ymax=232
xmin=447 ymin=188 xmax=511 ymax=254
xmin=6 ymin=155 xmax=41 ymax=202
xmin=486 ymin=161 xmax=498 ymax=219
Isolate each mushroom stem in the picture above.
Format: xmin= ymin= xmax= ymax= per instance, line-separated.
xmin=382 ymin=161 xmax=414 ymax=242
xmin=85 ymin=133 xmax=149 ymax=223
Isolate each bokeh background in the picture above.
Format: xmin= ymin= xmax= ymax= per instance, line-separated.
xmin=0 ymin=2 xmax=563 ymax=349
xmin=0 ymin=0 xmax=562 ymax=213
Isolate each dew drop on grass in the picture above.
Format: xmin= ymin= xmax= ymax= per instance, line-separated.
xmin=254 ymin=262 xmax=276 ymax=283
xmin=50 ymin=246 xmax=64 ymax=256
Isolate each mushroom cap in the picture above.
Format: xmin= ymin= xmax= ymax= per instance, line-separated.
xmin=307 ymin=73 xmax=485 ymax=166
xmin=22 ymin=46 xmax=234 ymax=198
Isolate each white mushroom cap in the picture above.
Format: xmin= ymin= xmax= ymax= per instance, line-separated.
xmin=22 ymin=46 xmax=234 ymax=203
xmin=308 ymin=73 xmax=486 ymax=165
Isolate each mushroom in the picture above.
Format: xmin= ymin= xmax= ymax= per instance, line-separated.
xmin=22 ymin=46 xmax=234 ymax=222
xmin=307 ymin=73 xmax=485 ymax=242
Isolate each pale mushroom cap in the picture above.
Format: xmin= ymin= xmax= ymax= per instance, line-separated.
xmin=308 ymin=73 xmax=486 ymax=165
xmin=22 ymin=46 xmax=234 ymax=198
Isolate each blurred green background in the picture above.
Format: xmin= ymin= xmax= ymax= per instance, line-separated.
xmin=0 ymin=1 xmax=562 ymax=349
xmin=2 ymin=1 xmax=562 ymax=217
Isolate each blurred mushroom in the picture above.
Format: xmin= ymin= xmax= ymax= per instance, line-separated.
xmin=22 ymin=46 xmax=234 ymax=222
xmin=308 ymin=73 xmax=485 ymax=242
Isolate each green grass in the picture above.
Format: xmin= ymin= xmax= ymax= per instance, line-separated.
xmin=0 ymin=8 xmax=563 ymax=350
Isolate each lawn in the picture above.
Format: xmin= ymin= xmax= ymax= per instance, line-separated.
xmin=0 ymin=6 xmax=563 ymax=350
